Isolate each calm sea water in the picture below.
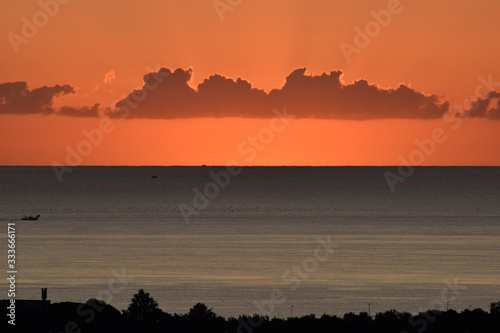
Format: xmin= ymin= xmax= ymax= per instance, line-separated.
xmin=1 ymin=166 xmax=499 ymax=317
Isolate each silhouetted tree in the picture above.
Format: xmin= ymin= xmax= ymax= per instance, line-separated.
xmin=374 ymin=309 xmax=410 ymax=333
xmin=4 ymin=294 xmax=500 ymax=333
xmin=122 ymin=289 xmax=162 ymax=322
xmin=490 ymin=301 xmax=500 ymax=315
xmin=187 ymin=302 xmax=217 ymax=321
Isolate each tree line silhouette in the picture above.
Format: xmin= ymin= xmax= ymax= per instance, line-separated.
xmin=5 ymin=289 xmax=500 ymax=332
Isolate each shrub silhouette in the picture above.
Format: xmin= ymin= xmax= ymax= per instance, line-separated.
xmin=491 ymin=301 xmax=500 ymax=315
xmin=122 ymin=289 xmax=162 ymax=322
xmin=4 ymin=296 xmax=500 ymax=332
xmin=187 ymin=302 xmax=217 ymax=321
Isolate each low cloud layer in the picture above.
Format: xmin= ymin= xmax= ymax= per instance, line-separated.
xmin=3 ymin=68 xmax=499 ymax=120
xmin=0 ymin=82 xmax=74 ymax=115
xmin=467 ymin=91 xmax=500 ymax=119
xmin=58 ymin=103 xmax=100 ymax=117
xmin=0 ymin=81 xmax=99 ymax=117
xmin=109 ymin=68 xmax=450 ymax=120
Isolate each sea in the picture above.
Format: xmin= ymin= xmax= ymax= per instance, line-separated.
xmin=1 ymin=166 xmax=499 ymax=318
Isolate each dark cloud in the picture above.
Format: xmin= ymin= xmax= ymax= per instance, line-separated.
xmin=58 ymin=103 xmax=100 ymax=117
xmin=0 ymin=82 xmax=74 ymax=115
xmin=197 ymin=74 xmax=269 ymax=117
xmin=111 ymin=68 xmax=270 ymax=119
xmin=108 ymin=67 xmax=449 ymax=120
xmin=112 ymin=68 xmax=197 ymax=119
xmin=4 ymin=69 xmax=487 ymax=120
xmin=269 ymin=69 xmax=449 ymax=119
xmin=466 ymin=91 xmax=500 ymax=120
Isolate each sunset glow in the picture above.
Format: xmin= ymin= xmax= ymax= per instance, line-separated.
xmin=1 ymin=0 xmax=499 ymax=166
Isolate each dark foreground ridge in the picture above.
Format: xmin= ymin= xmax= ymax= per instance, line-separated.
xmin=3 ymin=289 xmax=500 ymax=333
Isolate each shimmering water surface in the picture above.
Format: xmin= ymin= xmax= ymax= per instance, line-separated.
xmin=1 ymin=166 xmax=499 ymax=317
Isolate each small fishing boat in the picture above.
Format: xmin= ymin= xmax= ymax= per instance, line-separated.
xmin=21 ymin=214 xmax=40 ymax=221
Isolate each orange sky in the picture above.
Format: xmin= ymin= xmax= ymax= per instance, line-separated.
xmin=1 ymin=0 xmax=499 ymax=166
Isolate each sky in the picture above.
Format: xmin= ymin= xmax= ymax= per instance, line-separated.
xmin=1 ymin=0 xmax=499 ymax=166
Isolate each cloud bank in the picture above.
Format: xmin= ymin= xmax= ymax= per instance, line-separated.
xmin=467 ymin=91 xmax=500 ymax=120
xmin=0 ymin=82 xmax=73 ymax=115
xmin=3 ymin=68 xmax=499 ymax=120
xmin=110 ymin=68 xmax=450 ymax=120
xmin=0 ymin=81 xmax=99 ymax=117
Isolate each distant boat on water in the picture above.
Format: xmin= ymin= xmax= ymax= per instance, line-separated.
xmin=21 ymin=214 xmax=40 ymax=221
